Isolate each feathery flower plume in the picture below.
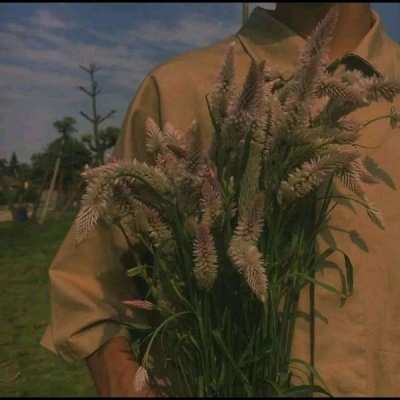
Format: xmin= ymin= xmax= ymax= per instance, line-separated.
xmin=238 ymin=142 xmax=263 ymax=216
xmin=390 ymin=107 xmax=400 ymax=129
xmin=340 ymin=70 xmax=365 ymax=85
xmin=163 ymin=122 xmax=188 ymax=159
xmin=76 ymin=172 xmax=116 ymax=243
xmin=264 ymin=95 xmax=284 ymax=154
xmin=186 ymin=121 xmax=206 ymax=175
xmin=222 ymin=60 xmax=265 ymax=150
xmin=298 ymin=7 xmax=339 ymax=68
xmin=133 ymin=365 xmax=149 ymax=392
xmin=75 ymin=204 xmax=102 ymax=244
xmin=80 ymin=161 xmax=119 ymax=182
xmin=317 ymin=73 xmax=365 ymax=102
xmin=176 ymin=172 xmax=204 ymax=216
xmin=209 ymin=41 xmax=237 ymax=124
xmin=285 ymin=7 xmax=339 ymax=109
xmin=145 ymin=117 xmax=167 ymax=154
xmin=339 ymin=168 xmax=366 ymax=200
xmin=156 ymin=151 xmax=180 ymax=177
xmin=228 ymin=239 xmax=268 ymax=302
xmin=123 ymin=300 xmax=156 ymax=310
xmin=200 ymin=182 xmax=223 ymax=227
xmin=350 ymin=157 xmax=379 ymax=184
xmin=278 ymin=151 xmax=359 ymax=204
xmin=127 ymin=199 xmax=151 ymax=233
xmin=143 ymin=207 xmax=172 ymax=246
xmin=193 ymin=224 xmax=218 ymax=291
xmin=332 ymin=119 xmax=362 ymax=143
xmin=234 ymin=192 xmax=265 ymax=244
xmin=366 ymin=202 xmax=385 ymax=229
xmin=129 ymin=160 xmax=174 ymax=195
xmin=361 ymin=76 xmax=400 ymax=102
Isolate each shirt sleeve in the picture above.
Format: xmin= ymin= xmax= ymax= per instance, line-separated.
xmin=40 ymin=74 xmax=162 ymax=362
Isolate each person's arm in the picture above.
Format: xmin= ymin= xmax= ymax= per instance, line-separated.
xmin=40 ymin=75 xmax=162 ymax=396
xmin=86 ymin=336 xmax=156 ymax=397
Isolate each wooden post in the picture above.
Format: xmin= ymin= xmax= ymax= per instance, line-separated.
xmin=242 ymin=3 xmax=249 ymax=26
xmin=38 ymin=156 xmax=61 ymax=225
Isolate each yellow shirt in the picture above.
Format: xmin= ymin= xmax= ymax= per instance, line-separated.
xmin=41 ymin=7 xmax=400 ymax=396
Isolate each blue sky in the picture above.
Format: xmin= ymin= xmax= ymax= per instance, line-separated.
xmin=1 ymin=3 xmax=399 ymax=163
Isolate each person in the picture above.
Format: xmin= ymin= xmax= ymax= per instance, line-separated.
xmin=41 ymin=3 xmax=400 ymax=397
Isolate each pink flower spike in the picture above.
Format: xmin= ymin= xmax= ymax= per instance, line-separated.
xmin=122 ymin=300 xmax=156 ymax=310
xmin=133 ymin=365 xmax=149 ymax=392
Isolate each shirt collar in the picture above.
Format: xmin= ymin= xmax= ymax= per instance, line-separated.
xmin=236 ymin=6 xmax=397 ymax=79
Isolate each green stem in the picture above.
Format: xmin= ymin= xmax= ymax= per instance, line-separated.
xmin=361 ymin=114 xmax=391 ymax=129
xmin=142 ymin=311 xmax=191 ymax=367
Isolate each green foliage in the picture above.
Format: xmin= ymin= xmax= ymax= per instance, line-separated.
xmin=31 ymin=137 xmax=92 ymax=191
xmin=52 ymin=116 xmax=78 ymax=140
xmin=81 ymin=126 xmax=120 ymax=164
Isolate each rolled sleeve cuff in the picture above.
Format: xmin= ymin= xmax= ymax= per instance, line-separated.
xmin=40 ymin=322 xmax=131 ymax=363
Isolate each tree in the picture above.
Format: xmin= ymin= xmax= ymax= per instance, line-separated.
xmin=0 ymin=153 xmax=32 ymax=222
xmin=9 ymin=152 xmax=19 ymax=178
xmin=0 ymin=158 xmax=8 ymax=177
xmin=32 ymin=136 xmax=92 ymax=215
xmin=81 ymin=126 xmax=119 ymax=164
xmin=79 ymin=63 xmax=116 ymax=166
xmin=53 ymin=116 xmax=78 ymax=141
xmin=0 ymin=158 xmax=9 ymax=206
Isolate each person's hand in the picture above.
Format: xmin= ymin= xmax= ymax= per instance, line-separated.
xmin=86 ymin=336 xmax=157 ymax=397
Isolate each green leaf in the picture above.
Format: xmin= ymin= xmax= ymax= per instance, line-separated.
xmin=126 ymin=265 xmax=148 ymax=278
xmin=312 ymin=247 xmax=335 ymax=273
xmin=265 ymin=379 xmax=283 ymax=396
xmin=212 ymin=330 xmax=250 ymax=384
xmin=342 ymin=251 xmax=354 ymax=295
xmin=289 ymin=358 xmax=330 ymax=392
xmin=218 ymin=361 xmax=226 ymax=388
xmin=151 ymin=240 xmax=170 ymax=284
xmin=188 ymin=335 xmax=202 ymax=356
xmin=288 ymin=273 xmax=347 ymax=299
xmin=122 ymin=322 xmax=154 ymax=331
xmin=176 ymin=356 xmax=194 ymax=397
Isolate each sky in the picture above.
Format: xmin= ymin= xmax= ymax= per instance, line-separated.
xmin=1 ymin=3 xmax=399 ymax=164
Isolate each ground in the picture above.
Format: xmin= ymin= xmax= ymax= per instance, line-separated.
xmin=0 ymin=211 xmax=96 ymax=396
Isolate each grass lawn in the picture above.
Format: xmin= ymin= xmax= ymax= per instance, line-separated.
xmin=0 ymin=211 xmax=97 ymax=397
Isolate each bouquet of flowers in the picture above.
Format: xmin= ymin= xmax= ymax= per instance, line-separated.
xmin=75 ymin=9 xmax=400 ymax=397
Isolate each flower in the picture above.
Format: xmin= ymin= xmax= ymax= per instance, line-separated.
xmin=123 ymin=300 xmax=156 ymax=310
xmin=133 ymin=365 xmax=149 ymax=392
xmin=390 ymin=107 xmax=400 ymax=129
xmin=193 ymin=224 xmax=218 ymax=291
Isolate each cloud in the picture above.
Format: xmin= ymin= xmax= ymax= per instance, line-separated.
xmin=1 ymin=6 xmax=241 ymax=163
xmin=124 ymin=16 xmax=241 ymax=51
xmin=29 ymin=9 xmax=72 ymax=29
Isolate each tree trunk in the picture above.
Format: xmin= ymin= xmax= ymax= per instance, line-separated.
xmin=30 ymin=171 xmax=51 ymax=223
xmin=54 ymin=169 xmax=66 ymax=221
